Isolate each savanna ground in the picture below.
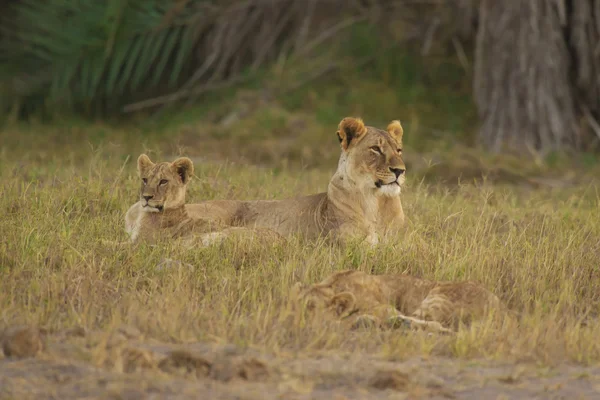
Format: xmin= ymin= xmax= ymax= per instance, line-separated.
xmin=2 ymin=60 xmax=600 ymax=398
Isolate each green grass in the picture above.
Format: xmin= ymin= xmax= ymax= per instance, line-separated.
xmin=1 ymin=117 xmax=600 ymax=368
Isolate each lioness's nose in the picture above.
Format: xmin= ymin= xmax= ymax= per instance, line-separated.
xmin=143 ymin=195 xmax=153 ymax=201
xmin=390 ymin=167 xmax=405 ymax=178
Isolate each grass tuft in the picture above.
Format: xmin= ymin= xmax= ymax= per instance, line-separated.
xmin=1 ymin=121 xmax=600 ymax=369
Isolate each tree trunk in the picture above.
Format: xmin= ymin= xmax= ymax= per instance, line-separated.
xmin=569 ymin=0 xmax=600 ymax=145
xmin=474 ymin=0 xmax=580 ymax=154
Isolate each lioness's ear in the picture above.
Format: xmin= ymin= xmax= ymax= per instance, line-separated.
xmin=171 ymin=157 xmax=194 ymax=184
xmin=337 ymin=117 xmax=367 ymax=151
xmin=137 ymin=154 xmax=154 ymax=177
xmin=329 ymin=292 xmax=356 ymax=316
xmin=387 ymin=120 xmax=403 ymax=143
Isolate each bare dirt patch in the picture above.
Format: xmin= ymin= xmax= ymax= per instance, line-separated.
xmin=2 ymin=327 xmax=600 ymax=400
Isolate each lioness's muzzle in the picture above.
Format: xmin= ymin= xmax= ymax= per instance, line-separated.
xmin=142 ymin=201 xmax=164 ymax=211
xmin=375 ymin=179 xmax=400 ymax=188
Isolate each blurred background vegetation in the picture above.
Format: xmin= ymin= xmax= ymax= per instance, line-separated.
xmin=1 ymin=0 xmax=600 ymax=165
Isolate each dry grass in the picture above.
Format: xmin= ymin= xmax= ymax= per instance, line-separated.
xmin=1 ymin=118 xmax=600 ymax=397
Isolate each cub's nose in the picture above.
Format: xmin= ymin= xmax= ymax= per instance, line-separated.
xmin=390 ymin=167 xmax=405 ymax=179
xmin=143 ymin=195 xmax=154 ymax=202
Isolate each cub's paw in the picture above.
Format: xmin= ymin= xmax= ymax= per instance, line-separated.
xmin=386 ymin=316 xmax=413 ymax=330
xmin=351 ymin=315 xmax=379 ymax=330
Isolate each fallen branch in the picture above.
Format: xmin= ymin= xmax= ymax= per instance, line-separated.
xmin=122 ymin=75 xmax=250 ymax=113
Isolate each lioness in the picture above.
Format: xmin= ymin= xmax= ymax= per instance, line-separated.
xmin=183 ymin=117 xmax=406 ymax=246
xmin=293 ymin=270 xmax=508 ymax=333
xmin=124 ymin=154 xmax=281 ymax=245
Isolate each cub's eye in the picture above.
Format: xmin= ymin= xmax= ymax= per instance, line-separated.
xmin=397 ymin=148 xmax=403 ymax=154
xmin=159 ymin=179 xmax=168 ymax=185
xmin=370 ymin=146 xmax=383 ymax=155
xmin=142 ymin=178 xmax=147 ymax=185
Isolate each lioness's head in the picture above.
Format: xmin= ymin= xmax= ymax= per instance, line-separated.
xmin=136 ymin=154 xmax=194 ymax=213
xmin=335 ymin=117 xmax=405 ymax=196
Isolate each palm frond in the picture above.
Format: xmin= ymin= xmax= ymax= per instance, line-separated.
xmin=0 ymin=0 xmax=402 ymax=116
xmin=1 ymin=0 xmax=211 ymax=114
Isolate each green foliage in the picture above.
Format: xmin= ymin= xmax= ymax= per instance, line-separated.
xmin=0 ymin=0 xmax=477 ymax=153
xmin=0 ymin=0 xmax=477 ymax=131
xmin=1 ymin=0 xmax=211 ymax=115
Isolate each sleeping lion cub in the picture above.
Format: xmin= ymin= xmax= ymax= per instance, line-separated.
xmin=293 ymin=270 xmax=509 ymax=333
xmin=125 ymin=117 xmax=406 ymax=246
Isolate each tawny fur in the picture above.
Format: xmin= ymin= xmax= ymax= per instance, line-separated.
xmin=124 ymin=155 xmax=282 ymax=247
xmin=293 ymin=270 xmax=508 ymax=333
xmin=153 ymin=117 xmax=407 ymax=247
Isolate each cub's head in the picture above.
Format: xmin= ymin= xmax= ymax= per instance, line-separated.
xmin=336 ymin=117 xmax=405 ymax=196
xmin=136 ymin=154 xmax=194 ymax=213
xmin=291 ymin=282 xmax=358 ymax=319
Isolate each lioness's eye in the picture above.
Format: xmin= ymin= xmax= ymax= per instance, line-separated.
xmin=370 ymin=146 xmax=383 ymax=154
xmin=159 ymin=179 xmax=168 ymax=185
xmin=142 ymin=178 xmax=147 ymax=185
xmin=397 ymin=148 xmax=403 ymax=154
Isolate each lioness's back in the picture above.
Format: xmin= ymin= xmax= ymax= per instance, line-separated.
xmin=187 ymin=193 xmax=329 ymax=238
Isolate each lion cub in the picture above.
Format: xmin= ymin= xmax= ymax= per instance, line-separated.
xmin=293 ymin=270 xmax=508 ymax=333
xmin=124 ymin=155 xmax=281 ymax=246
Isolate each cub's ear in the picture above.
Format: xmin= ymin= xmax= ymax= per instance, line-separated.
xmin=329 ymin=291 xmax=356 ymax=317
xmin=337 ymin=117 xmax=367 ymax=151
xmin=171 ymin=157 xmax=194 ymax=184
xmin=137 ymin=154 xmax=154 ymax=177
xmin=387 ymin=120 xmax=403 ymax=143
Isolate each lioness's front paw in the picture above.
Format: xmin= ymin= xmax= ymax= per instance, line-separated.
xmin=200 ymin=232 xmax=227 ymax=247
xmin=364 ymin=233 xmax=379 ymax=247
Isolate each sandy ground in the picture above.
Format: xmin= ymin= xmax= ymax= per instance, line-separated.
xmin=1 ymin=326 xmax=600 ymax=400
